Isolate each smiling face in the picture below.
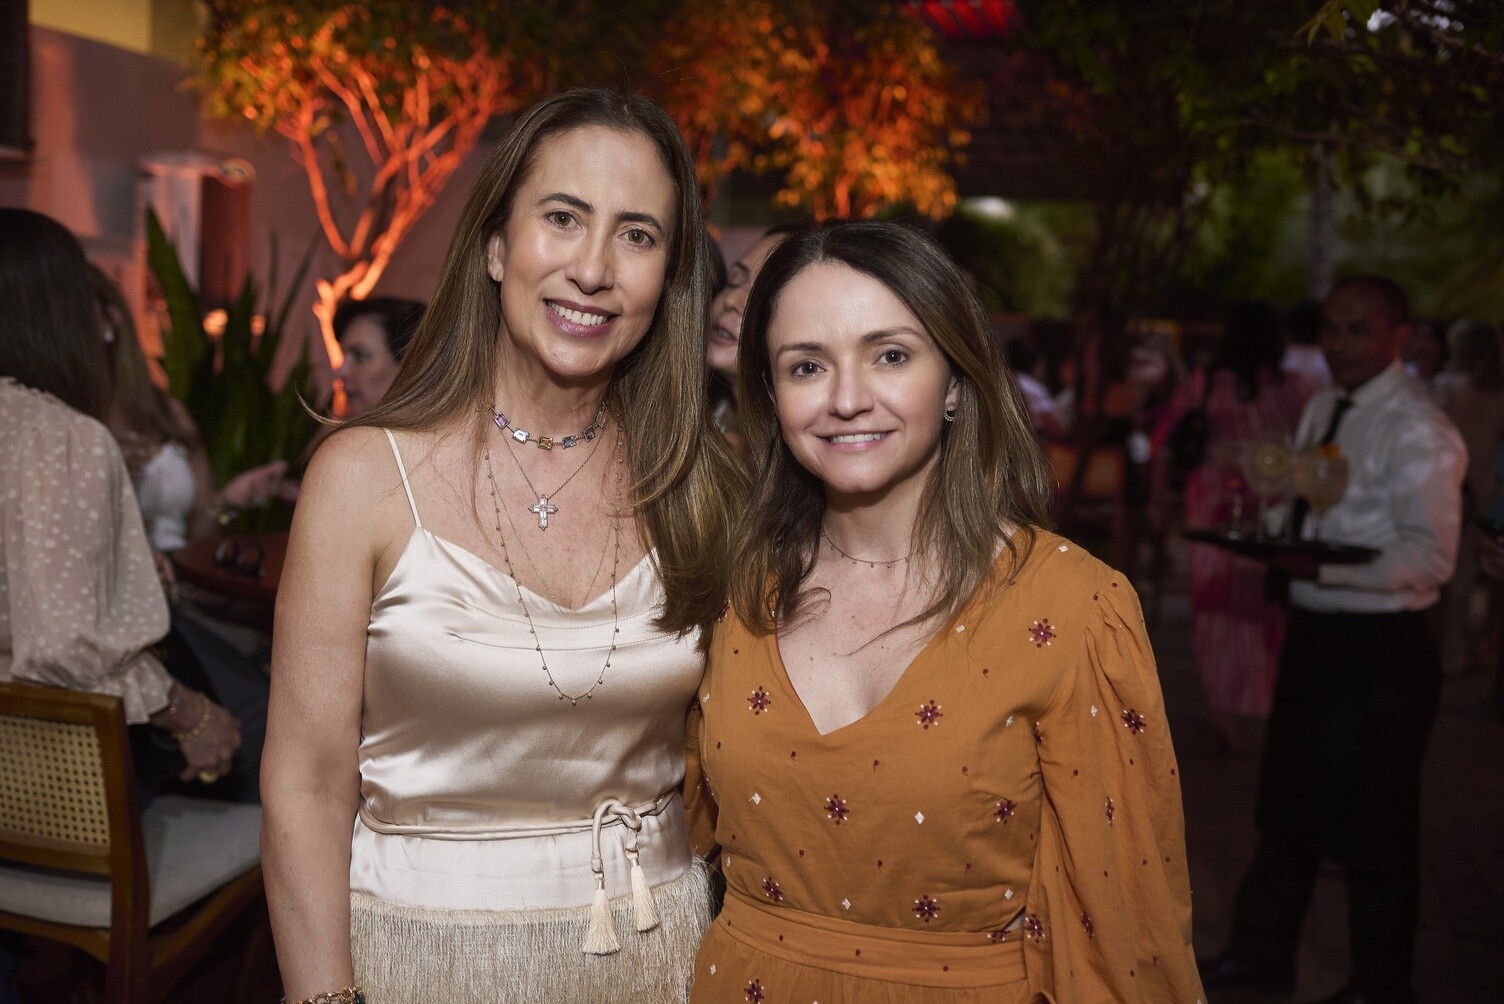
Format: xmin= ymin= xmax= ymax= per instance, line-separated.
xmin=767 ymin=261 xmax=958 ymax=507
xmin=335 ymin=314 xmax=401 ymax=417
xmin=486 ymin=125 xmax=677 ymax=394
xmin=707 ymin=232 xmax=787 ymax=381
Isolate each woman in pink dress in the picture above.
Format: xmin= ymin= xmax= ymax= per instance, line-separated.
xmin=1154 ymin=303 xmax=1316 ymax=748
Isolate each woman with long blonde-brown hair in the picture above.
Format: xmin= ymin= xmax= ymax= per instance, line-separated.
xmin=263 ymin=88 xmax=744 ymax=1004
xmin=685 ymin=221 xmax=1202 ymax=1002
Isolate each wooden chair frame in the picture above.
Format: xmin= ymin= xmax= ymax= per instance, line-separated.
xmin=0 ymin=681 xmax=264 ymax=1003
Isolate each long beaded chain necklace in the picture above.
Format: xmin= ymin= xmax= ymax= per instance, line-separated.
xmin=820 ymin=523 xmax=914 ymax=569
xmin=482 ymin=432 xmax=624 ymax=706
xmin=493 ymin=408 xmax=607 ymax=530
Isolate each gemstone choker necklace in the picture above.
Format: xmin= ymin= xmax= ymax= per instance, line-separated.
xmin=492 ymin=405 xmax=607 ymax=450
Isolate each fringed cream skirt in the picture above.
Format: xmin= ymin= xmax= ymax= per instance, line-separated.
xmin=351 ymin=861 xmax=713 ymax=1003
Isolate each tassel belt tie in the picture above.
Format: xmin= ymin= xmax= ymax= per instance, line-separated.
xmin=583 ymin=793 xmax=673 ymax=956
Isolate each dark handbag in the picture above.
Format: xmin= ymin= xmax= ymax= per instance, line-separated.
xmin=1165 ymin=372 xmax=1213 ymax=490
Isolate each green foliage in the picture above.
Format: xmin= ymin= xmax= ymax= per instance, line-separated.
xmin=937 ymin=203 xmax=1078 ymax=320
xmin=1331 ymin=166 xmax=1504 ymax=318
xmin=1008 ymin=0 xmax=1504 ymax=320
xmin=1153 ymin=153 xmax=1504 ymax=319
xmin=1173 ymin=150 xmax=1311 ymax=313
xmin=145 ymin=210 xmax=321 ymax=530
xmin=1295 ymin=1 xmax=1504 ymax=200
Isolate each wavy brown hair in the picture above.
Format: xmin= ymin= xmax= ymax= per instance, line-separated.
xmin=91 ymin=264 xmax=194 ymax=446
xmin=340 ymin=88 xmax=745 ymax=637
xmin=730 ymin=220 xmax=1052 ymax=635
xmin=0 ymin=209 xmax=110 ymax=421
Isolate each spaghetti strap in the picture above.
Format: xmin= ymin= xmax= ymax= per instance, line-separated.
xmin=384 ymin=428 xmax=422 ymax=529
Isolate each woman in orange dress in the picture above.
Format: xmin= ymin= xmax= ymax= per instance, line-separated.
xmin=685 ymin=221 xmax=1203 ymax=1002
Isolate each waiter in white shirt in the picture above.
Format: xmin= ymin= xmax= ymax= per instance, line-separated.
xmin=1202 ymin=276 xmax=1466 ymax=1004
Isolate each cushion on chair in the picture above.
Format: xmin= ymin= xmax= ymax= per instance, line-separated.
xmin=0 ymin=796 xmax=261 ymax=928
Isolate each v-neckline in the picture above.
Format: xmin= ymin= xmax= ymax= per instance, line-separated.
xmin=768 ymin=616 xmax=956 ymax=739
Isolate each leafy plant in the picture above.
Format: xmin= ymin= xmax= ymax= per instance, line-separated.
xmin=145 ymin=208 xmax=321 ymax=531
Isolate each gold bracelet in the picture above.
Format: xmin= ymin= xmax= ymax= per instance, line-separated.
xmin=170 ymin=693 xmax=213 ymax=743
xmin=281 ymin=988 xmax=364 ymax=1004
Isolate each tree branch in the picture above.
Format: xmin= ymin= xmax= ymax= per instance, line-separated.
xmin=309 ymin=55 xmax=385 ymax=167
xmin=356 ymin=70 xmax=399 ymax=152
xmin=1237 ymin=115 xmax=1466 ymax=173
xmin=281 ymin=101 xmax=351 ymax=259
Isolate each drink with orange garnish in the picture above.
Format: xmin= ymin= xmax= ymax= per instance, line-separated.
xmin=1291 ymin=443 xmax=1349 ymax=540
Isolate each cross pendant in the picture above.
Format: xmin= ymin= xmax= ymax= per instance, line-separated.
xmin=529 ymin=495 xmax=558 ymax=530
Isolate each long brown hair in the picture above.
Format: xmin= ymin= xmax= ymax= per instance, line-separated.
xmin=0 ymin=209 xmax=111 ymax=420
xmin=91 ymin=264 xmax=195 ymax=446
xmin=342 ymin=88 xmax=745 ymax=637
xmin=731 ymin=220 xmax=1053 ymax=635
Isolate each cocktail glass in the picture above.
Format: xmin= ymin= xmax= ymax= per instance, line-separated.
xmin=1242 ymin=441 xmax=1291 ymax=539
xmin=1291 ymin=449 xmax=1349 ymax=540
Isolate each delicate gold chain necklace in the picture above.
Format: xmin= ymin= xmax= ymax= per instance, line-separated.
xmin=820 ymin=524 xmax=913 ymax=568
xmin=482 ymin=432 xmax=624 ymax=705
xmin=492 ymin=408 xmax=607 ymax=530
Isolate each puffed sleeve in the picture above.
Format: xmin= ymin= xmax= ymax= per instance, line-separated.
xmin=682 ymin=695 xmax=720 ymax=860
xmin=3 ymin=408 xmax=173 ymax=723
xmin=1025 ymin=576 xmax=1204 ymax=1003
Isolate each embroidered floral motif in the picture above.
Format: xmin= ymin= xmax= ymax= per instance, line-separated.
xmin=761 ymin=877 xmax=783 ymax=903
xmin=1029 ymin=619 xmax=1057 ymax=647
xmin=744 ymin=979 xmax=765 ymax=1003
xmin=825 ymin=794 xmax=849 ymax=824
xmin=913 ymin=895 xmax=941 ymax=922
xmin=1024 ymin=914 xmax=1045 ymax=943
xmin=988 ymin=928 xmax=1010 ymax=943
xmin=1032 ymin=722 xmax=1044 ymax=745
xmin=916 ymin=701 xmax=943 ymax=729
xmin=1081 ymin=912 xmax=1095 ymax=938
xmin=748 ymin=687 xmax=772 ymax=714
xmin=1105 ymin=797 xmax=1116 ymax=825
xmin=995 ymin=798 xmax=1018 ymax=823
xmin=1121 ymin=708 xmax=1147 ymax=734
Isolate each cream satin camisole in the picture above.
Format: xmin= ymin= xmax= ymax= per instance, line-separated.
xmin=349 ymin=431 xmax=704 ymax=912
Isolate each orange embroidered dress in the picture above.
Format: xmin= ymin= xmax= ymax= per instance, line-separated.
xmin=685 ymin=533 xmax=1204 ymax=1003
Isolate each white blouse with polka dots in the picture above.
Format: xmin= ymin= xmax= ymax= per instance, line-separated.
xmin=1 ymin=378 xmax=173 ymax=723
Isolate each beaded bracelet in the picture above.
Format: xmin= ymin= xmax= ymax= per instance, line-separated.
xmin=281 ymin=988 xmax=364 ymax=1004
xmin=170 ymin=693 xmax=213 ymax=743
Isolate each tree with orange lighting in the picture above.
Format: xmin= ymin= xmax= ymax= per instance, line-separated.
xmin=652 ymin=1 xmax=978 ymax=218
xmin=196 ymin=1 xmax=529 ymax=368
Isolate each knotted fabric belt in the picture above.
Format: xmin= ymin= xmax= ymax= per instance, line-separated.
xmin=357 ymin=790 xmax=676 ymax=955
